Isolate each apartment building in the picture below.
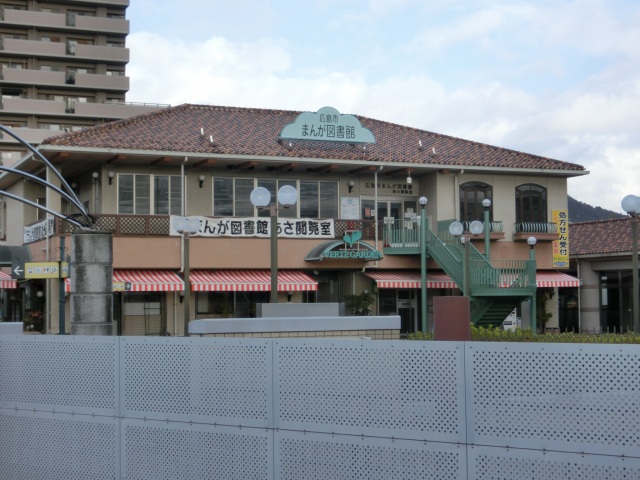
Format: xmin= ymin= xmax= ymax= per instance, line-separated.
xmin=0 ymin=0 xmax=165 ymax=167
xmin=0 ymin=104 xmax=587 ymax=336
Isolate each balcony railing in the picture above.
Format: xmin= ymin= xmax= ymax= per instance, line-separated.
xmin=40 ymin=215 xmax=376 ymax=241
xmin=515 ymin=222 xmax=558 ymax=234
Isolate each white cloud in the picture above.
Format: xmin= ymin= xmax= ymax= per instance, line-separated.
xmin=126 ymin=1 xmax=640 ymax=214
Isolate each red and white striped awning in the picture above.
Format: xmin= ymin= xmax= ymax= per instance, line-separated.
xmin=536 ymin=271 xmax=581 ymax=288
xmin=65 ymin=270 xmax=184 ymax=292
xmin=190 ymin=270 xmax=318 ymax=292
xmin=364 ymin=270 xmax=581 ymax=289
xmin=0 ymin=271 xmax=17 ymax=289
xmin=364 ymin=271 xmax=458 ymax=289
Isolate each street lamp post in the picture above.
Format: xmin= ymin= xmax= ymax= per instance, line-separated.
xmin=172 ymin=216 xmax=200 ymax=336
xmin=528 ymin=236 xmax=537 ymax=334
xmin=250 ymin=185 xmax=298 ymax=303
xmin=419 ymin=196 xmax=428 ymax=333
xmin=449 ymin=220 xmax=484 ymax=297
xmin=621 ymin=194 xmax=640 ymax=332
xmin=482 ymin=198 xmax=492 ymax=260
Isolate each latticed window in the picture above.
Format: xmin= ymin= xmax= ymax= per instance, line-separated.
xmin=459 ymin=181 xmax=492 ymax=222
xmin=118 ymin=174 xmax=182 ymax=215
xmin=515 ymin=184 xmax=547 ymax=223
xmin=213 ymin=177 xmax=338 ymax=219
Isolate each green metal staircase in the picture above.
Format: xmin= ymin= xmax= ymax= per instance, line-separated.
xmin=383 ymin=219 xmax=536 ymax=326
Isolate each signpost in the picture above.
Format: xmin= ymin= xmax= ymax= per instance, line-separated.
xmin=12 ymin=261 xmax=69 ymax=280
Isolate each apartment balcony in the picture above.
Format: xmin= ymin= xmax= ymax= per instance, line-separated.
xmin=0 ymin=67 xmax=128 ymax=92
xmin=0 ymin=8 xmax=128 ymax=35
xmin=0 ymin=38 xmax=128 ymax=63
xmin=72 ymin=101 xmax=164 ymax=119
xmin=0 ymin=38 xmax=66 ymax=58
xmin=0 ymin=67 xmax=66 ymax=86
xmin=68 ymin=72 xmax=129 ymax=91
xmin=65 ymin=0 xmax=128 ymax=6
xmin=72 ymin=44 xmax=129 ymax=63
xmin=0 ymin=127 xmax=56 ymax=145
xmin=0 ymin=97 xmax=67 ymax=115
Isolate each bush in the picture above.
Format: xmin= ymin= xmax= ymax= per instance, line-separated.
xmin=406 ymin=325 xmax=640 ymax=344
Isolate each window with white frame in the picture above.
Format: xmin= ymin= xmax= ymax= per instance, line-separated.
xmin=213 ymin=177 xmax=338 ymax=218
xmin=118 ymin=174 xmax=182 ymax=215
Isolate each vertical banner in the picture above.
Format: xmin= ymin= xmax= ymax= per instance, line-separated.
xmin=552 ymin=210 xmax=569 ymax=268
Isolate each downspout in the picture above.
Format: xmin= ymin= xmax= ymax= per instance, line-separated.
xmin=454 ymin=169 xmax=464 ymax=219
xmin=362 ymin=165 xmax=384 ymax=274
xmin=178 ymin=157 xmax=188 ymax=336
xmin=374 ymin=166 xmax=383 ymax=258
xmin=360 ymin=166 xmax=384 ymax=315
xmin=577 ymin=259 xmax=582 ymax=332
xmin=179 ymin=157 xmax=188 ymax=273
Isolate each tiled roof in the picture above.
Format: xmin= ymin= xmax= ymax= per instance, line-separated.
xmin=43 ymin=104 xmax=585 ymax=173
xmin=570 ymin=217 xmax=636 ymax=256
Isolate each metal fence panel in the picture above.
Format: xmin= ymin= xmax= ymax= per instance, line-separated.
xmin=121 ymin=418 xmax=272 ymax=480
xmin=120 ymin=337 xmax=272 ymax=427
xmin=0 ymin=335 xmax=118 ymax=416
xmin=275 ymin=430 xmax=467 ymax=480
xmin=273 ymin=339 xmax=466 ymax=442
xmin=0 ymin=408 xmax=118 ymax=480
xmin=467 ymin=445 xmax=640 ymax=479
xmin=465 ymin=342 xmax=640 ymax=457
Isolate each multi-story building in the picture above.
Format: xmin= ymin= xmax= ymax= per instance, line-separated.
xmin=0 ymin=0 xmax=165 ymax=167
xmin=0 ymin=104 xmax=586 ymax=336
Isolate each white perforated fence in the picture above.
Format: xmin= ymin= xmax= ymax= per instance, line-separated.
xmin=0 ymin=335 xmax=638 ymax=479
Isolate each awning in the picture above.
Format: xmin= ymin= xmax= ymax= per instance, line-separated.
xmin=536 ymin=271 xmax=581 ymax=288
xmin=65 ymin=270 xmax=185 ymax=292
xmin=364 ymin=271 xmax=458 ymax=289
xmin=190 ymin=270 xmax=318 ymax=292
xmin=0 ymin=271 xmax=17 ymax=289
xmin=364 ymin=270 xmax=581 ymax=289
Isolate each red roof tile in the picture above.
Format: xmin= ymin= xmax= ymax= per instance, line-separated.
xmin=570 ymin=217 xmax=636 ymax=256
xmin=42 ymin=104 xmax=585 ymax=173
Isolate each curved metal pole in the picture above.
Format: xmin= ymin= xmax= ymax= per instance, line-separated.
xmin=0 ymin=165 xmax=86 ymax=214
xmin=0 ymin=125 xmax=92 ymax=226
xmin=0 ymin=188 xmax=88 ymax=229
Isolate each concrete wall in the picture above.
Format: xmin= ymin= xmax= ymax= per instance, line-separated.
xmin=1 ymin=336 xmax=638 ymax=479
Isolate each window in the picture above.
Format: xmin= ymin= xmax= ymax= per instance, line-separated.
xmin=0 ymin=197 xmax=5 ymax=240
xmin=36 ymin=197 xmax=46 ymax=221
xmin=213 ymin=177 xmax=338 ymax=218
xmin=515 ymin=184 xmax=547 ymax=223
xmin=459 ymin=181 xmax=492 ymax=222
xmin=118 ymin=174 xmax=182 ymax=215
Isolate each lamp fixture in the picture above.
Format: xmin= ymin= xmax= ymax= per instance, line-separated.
xmin=527 ymin=236 xmax=537 ymax=248
xmin=108 ymin=171 xmax=115 ymax=185
xmin=482 ymin=198 xmax=492 ymax=209
xmin=407 ymin=171 xmax=412 ymax=185
xmin=92 ymin=171 xmax=99 ymax=184
xmin=348 ymin=180 xmax=355 ymax=193
xmin=198 ymin=174 xmax=206 ymax=189
xmin=418 ymin=196 xmax=428 ymax=207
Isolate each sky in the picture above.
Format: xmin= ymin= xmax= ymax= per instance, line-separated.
xmin=125 ymin=0 xmax=640 ymax=214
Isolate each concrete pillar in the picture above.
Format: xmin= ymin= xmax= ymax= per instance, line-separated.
xmin=578 ymin=260 xmax=601 ymax=333
xmin=70 ymin=230 xmax=113 ymax=335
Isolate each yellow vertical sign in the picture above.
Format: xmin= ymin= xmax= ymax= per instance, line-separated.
xmin=552 ymin=210 xmax=569 ymax=268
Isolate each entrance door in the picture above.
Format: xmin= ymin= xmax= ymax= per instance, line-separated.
xmin=362 ymin=198 xmax=420 ymax=246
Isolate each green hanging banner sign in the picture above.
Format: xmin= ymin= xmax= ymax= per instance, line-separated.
xmin=279 ymin=106 xmax=376 ymax=144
